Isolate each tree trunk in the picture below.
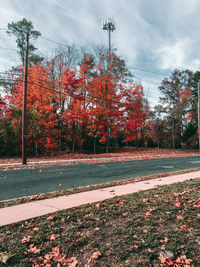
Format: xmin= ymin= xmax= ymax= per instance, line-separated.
xmin=72 ymin=123 xmax=76 ymax=153
xmin=94 ymin=136 xmax=96 ymax=154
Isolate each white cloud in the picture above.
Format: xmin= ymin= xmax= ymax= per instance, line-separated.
xmin=156 ymin=39 xmax=188 ymax=70
xmin=156 ymin=38 xmax=200 ymax=71
xmin=1 ymin=0 xmax=200 ymax=105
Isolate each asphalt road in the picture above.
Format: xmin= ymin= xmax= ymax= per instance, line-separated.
xmin=1 ymin=156 xmax=200 ymax=201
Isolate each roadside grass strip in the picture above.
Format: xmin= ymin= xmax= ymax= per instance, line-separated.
xmin=0 ymin=178 xmax=200 ymax=266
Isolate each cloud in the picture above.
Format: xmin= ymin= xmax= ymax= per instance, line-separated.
xmin=1 ymin=0 xmax=200 ymax=105
xmin=156 ymin=39 xmax=200 ymax=71
xmin=156 ymin=39 xmax=189 ymax=70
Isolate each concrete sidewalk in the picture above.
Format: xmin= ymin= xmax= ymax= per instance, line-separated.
xmin=1 ymin=170 xmax=200 ymax=227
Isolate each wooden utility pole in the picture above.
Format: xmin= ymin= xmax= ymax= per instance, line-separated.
xmin=22 ymin=32 xmax=29 ymax=164
xmin=198 ymin=82 xmax=200 ymax=153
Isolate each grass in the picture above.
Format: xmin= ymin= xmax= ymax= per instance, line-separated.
xmin=1 ymin=168 xmax=200 ymax=209
xmin=0 ymin=178 xmax=199 ymax=266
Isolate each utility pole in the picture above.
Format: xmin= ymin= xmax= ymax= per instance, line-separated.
xmin=22 ymin=32 xmax=29 ymax=164
xmin=102 ymin=18 xmax=115 ymax=153
xmin=198 ymin=82 xmax=200 ymax=153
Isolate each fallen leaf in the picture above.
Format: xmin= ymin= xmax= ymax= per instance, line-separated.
xmin=159 ymin=256 xmax=166 ymax=264
xmin=160 ymin=237 xmax=169 ymax=243
xmin=179 ymin=225 xmax=188 ymax=230
xmin=68 ymin=257 xmax=78 ymax=267
xmin=176 ymin=215 xmax=184 ymax=220
xmin=29 ymin=244 xmax=41 ymax=254
xmin=174 ymin=202 xmax=181 ymax=208
xmin=0 ymin=252 xmax=15 ymax=264
xmin=47 ymin=215 xmax=54 ymax=220
xmin=91 ymin=251 xmax=101 ymax=260
xmin=53 ymin=252 xmax=66 ymax=262
xmin=21 ymin=235 xmax=32 ymax=243
xmin=44 ymin=253 xmax=53 ymax=260
xmin=47 ymin=234 xmax=60 ymax=240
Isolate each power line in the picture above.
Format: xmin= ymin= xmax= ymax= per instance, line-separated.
xmin=0 ymin=76 xmax=152 ymax=110
xmin=39 ymin=36 xmax=82 ymax=53
xmin=128 ymin=65 xmax=169 ymax=77
xmin=0 ymin=71 xmax=162 ymax=104
xmin=1 ymin=26 xmax=168 ymax=82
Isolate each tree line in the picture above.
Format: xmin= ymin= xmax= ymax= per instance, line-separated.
xmin=0 ymin=18 xmax=199 ymax=157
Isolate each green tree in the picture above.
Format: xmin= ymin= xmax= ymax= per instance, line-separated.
xmin=7 ymin=18 xmax=43 ymax=65
xmin=157 ymin=69 xmax=193 ymax=148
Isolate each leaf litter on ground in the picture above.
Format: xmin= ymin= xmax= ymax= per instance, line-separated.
xmin=0 ymin=178 xmax=199 ymax=266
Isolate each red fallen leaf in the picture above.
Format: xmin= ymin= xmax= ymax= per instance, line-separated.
xmin=52 ymin=245 xmax=60 ymax=253
xmin=193 ymin=204 xmax=200 ymax=208
xmin=47 ymin=215 xmax=54 ymax=220
xmin=57 ymin=183 xmax=62 ymax=187
xmin=29 ymin=244 xmax=41 ymax=254
xmin=159 ymin=256 xmax=166 ymax=264
xmin=29 ymin=195 xmax=38 ymax=200
xmin=47 ymin=234 xmax=60 ymax=240
xmin=144 ymin=211 xmax=152 ymax=219
xmin=132 ymin=244 xmax=138 ymax=248
xmin=165 ymin=258 xmax=174 ymax=265
xmin=179 ymin=225 xmax=188 ymax=230
xmin=68 ymin=257 xmax=78 ymax=267
xmin=91 ymin=251 xmax=101 ymax=259
xmin=44 ymin=253 xmax=53 ymax=260
xmin=160 ymin=237 xmax=169 ymax=243
xmin=21 ymin=235 xmax=32 ymax=243
xmin=53 ymin=252 xmax=66 ymax=262
xmin=174 ymin=202 xmax=181 ymax=208
xmin=95 ymin=203 xmax=100 ymax=209
xmin=176 ymin=255 xmax=192 ymax=265
xmin=116 ymin=199 xmax=122 ymax=204
xmin=185 ymin=258 xmax=193 ymax=264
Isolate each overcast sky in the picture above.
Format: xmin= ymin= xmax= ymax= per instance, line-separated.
xmin=1 ymin=0 xmax=200 ymax=107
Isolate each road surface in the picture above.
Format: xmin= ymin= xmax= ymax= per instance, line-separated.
xmin=0 ymin=156 xmax=200 ymax=201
